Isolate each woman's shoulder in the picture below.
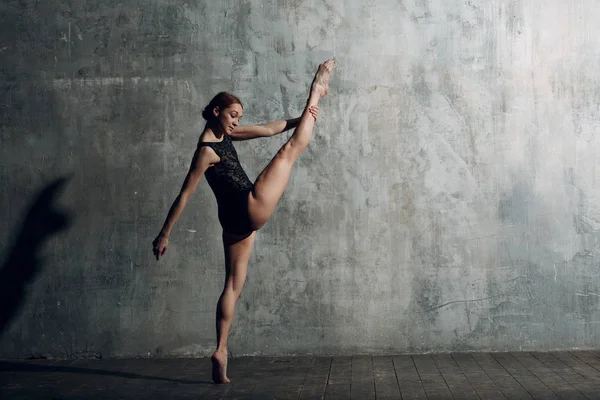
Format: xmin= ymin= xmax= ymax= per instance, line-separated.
xmin=199 ymin=134 xmax=227 ymax=146
xmin=196 ymin=142 xmax=221 ymax=165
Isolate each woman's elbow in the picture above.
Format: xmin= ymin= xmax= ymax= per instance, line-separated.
xmin=177 ymin=188 xmax=194 ymax=205
xmin=264 ymin=126 xmax=276 ymax=137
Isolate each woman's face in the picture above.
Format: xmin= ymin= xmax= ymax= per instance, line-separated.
xmin=214 ymin=103 xmax=243 ymax=134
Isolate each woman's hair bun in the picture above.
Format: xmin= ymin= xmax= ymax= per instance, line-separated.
xmin=202 ymin=92 xmax=243 ymax=121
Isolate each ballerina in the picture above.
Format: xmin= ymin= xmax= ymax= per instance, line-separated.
xmin=153 ymin=59 xmax=335 ymax=383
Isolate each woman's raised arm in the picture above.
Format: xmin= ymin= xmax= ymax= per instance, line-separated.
xmin=229 ymin=106 xmax=318 ymax=141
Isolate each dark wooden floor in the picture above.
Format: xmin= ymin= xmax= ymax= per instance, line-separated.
xmin=2 ymin=351 xmax=600 ymax=399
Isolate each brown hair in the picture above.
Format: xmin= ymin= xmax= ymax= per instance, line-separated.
xmin=202 ymin=92 xmax=243 ymax=121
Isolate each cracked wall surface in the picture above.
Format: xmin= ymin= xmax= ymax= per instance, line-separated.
xmin=2 ymin=0 xmax=600 ymax=357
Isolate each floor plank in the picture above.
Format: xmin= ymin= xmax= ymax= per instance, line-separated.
xmin=350 ymin=355 xmax=375 ymax=400
xmin=471 ymin=353 xmax=533 ymax=400
xmin=372 ymin=356 xmax=401 ymax=400
xmin=412 ymin=354 xmax=454 ymax=400
xmin=511 ymin=352 xmax=587 ymax=400
xmin=551 ymin=351 xmax=600 ymax=382
xmin=450 ymin=353 xmax=506 ymax=400
xmin=392 ymin=355 xmax=428 ymax=399
xmin=223 ymin=356 xmax=279 ymax=399
xmin=298 ymin=356 xmax=331 ymax=400
xmin=570 ymin=351 xmax=600 ymax=374
xmin=433 ymin=354 xmax=479 ymax=400
xmin=325 ymin=356 xmax=351 ymax=399
xmin=274 ymin=357 xmax=313 ymax=400
xmin=491 ymin=352 xmax=559 ymax=400
xmin=2 ymin=352 xmax=600 ymax=399
xmin=533 ymin=352 xmax=600 ymax=399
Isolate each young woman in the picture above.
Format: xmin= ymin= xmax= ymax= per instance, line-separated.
xmin=152 ymin=59 xmax=334 ymax=383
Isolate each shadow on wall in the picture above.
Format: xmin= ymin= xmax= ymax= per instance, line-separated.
xmin=0 ymin=177 xmax=72 ymax=336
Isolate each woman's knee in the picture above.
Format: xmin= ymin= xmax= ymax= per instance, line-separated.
xmin=277 ymin=141 xmax=299 ymax=163
xmin=220 ymin=286 xmax=243 ymax=306
xmin=226 ymin=277 xmax=246 ymax=296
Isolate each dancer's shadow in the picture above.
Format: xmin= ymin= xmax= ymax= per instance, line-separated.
xmin=0 ymin=177 xmax=72 ymax=335
xmin=0 ymin=361 xmax=211 ymax=385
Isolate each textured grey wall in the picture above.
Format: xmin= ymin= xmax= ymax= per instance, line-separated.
xmin=2 ymin=0 xmax=600 ymax=358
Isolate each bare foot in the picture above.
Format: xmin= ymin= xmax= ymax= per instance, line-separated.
xmin=211 ymin=351 xmax=230 ymax=384
xmin=310 ymin=59 xmax=335 ymax=98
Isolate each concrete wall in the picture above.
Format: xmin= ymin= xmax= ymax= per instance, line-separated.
xmin=2 ymin=0 xmax=600 ymax=358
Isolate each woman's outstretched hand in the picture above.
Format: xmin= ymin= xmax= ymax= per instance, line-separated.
xmin=308 ymin=105 xmax=319 ymax=121
xmin=152 ymin=233 xmax=169 ymax=260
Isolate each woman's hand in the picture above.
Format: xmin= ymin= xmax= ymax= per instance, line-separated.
xmin=308 ymin=105 xmax=319 ymax=121
xmin=152 ymin=233 xmax=169 ymax=260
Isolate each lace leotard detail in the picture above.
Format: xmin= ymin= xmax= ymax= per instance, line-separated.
xmin=200 ymin=134 xmax=253 ymax=200
xmin=199 ymin=135 xmax=254 ymax=234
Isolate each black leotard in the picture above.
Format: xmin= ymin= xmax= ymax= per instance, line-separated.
xmin=199 ymin=134 xmax=254 ymax=234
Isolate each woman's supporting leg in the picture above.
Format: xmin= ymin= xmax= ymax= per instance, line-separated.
xmin=212 ymin=230 xmax=256 ymax=384
xmin=248 ymin=59 xmax=334 ymax=229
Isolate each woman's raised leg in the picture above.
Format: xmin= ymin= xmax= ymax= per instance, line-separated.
xmin=248 ymin=59 xmax=334 ymax=229
xmin=211 ymin=230 xmax=256 ymax=384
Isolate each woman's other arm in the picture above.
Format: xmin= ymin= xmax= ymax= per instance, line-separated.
xmin=152 ymin=146 xmax=219 ymax=260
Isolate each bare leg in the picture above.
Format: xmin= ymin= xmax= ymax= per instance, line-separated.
xmin=212 ymin=231 xmax=256 ymax=384
xmin=248 ymin=59 xmax=335 ymax=229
